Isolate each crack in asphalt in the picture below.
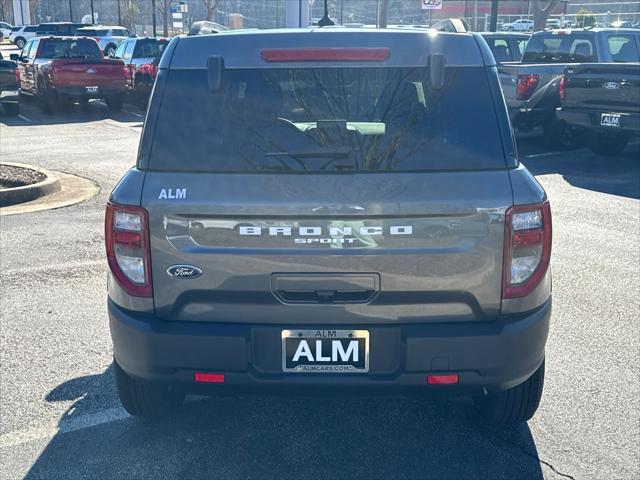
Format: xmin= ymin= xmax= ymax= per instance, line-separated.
xmin=484 ymin=427 xmax=576 ymax=480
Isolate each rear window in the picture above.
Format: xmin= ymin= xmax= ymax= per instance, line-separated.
xmin=38 ymin=39 xmax=102 ymax=59
xmin=147 ymin=67 xmax=507 ymax=173
xmin=608 ymin=35 xmax=640 ymax=62
xmin=523 ymin=33 xmax=596 ymax=62
xmin=77 ymin=29 xmax=109 ymax=37
xmin=24 ymin=26 xmax=38 ymax=33
xmin=133 ymin=40 xmax=167 ymax=58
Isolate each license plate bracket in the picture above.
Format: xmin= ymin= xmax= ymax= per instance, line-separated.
xmin=281 ymin=329 xmax=369 ymax=373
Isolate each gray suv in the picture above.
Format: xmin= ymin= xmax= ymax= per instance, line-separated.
xmin=106 ymin=28 xmax=552 ymax=424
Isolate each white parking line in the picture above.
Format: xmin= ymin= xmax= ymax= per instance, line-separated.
xmin=17 ymin=114 xmax=32 ymax=123
xmin=0 ymin=407 xmax=130 ymax=448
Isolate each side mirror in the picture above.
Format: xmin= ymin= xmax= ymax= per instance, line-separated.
xmin=429 ymin=54 xmax=446 ymax=90
xmin=9 ymin=53 xmax=19 ymax=61
xmin=207 ymin=56 xmax=224 ymax=91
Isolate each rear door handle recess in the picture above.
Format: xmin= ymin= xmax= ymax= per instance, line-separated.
xmin=272 ymin=273 xmax=380 ymax=304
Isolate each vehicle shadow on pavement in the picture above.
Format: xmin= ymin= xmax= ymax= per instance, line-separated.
xmin=24 ymin=366 xmax=545 ymax=479
xmin=523 ymin=143 xmax=640 ymax=200
xmin=0 ymin=99 xmax=143 ymax=126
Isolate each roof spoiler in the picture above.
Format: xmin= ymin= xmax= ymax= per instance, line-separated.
xmin=430 ymin=18 xmax=468 ymax=33
xmin=188 ymin=21 xmax=229 ymax=36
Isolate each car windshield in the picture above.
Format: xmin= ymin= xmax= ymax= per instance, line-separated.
xmin=148 ymin=66 xmax=507 ymax=173
xmin=133 ymin=40 xmax=168 ymax=58
xmin=39 ymin=39 xmax=102 ymax=59
xmin=77 ymin=29 xmax=110 ymax=36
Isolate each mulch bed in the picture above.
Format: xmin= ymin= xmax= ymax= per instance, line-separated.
xmin=0 ymin=165 xmax=46 ymax=189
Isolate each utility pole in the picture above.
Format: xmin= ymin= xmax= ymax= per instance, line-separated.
xmin=489 ymin=0 xmax=499 ymax=31
xmin=151 ymin=0 xmax=157 ymax=36
xmin=68 ymin=0 xmax=73 ymax=22
xmin=379 ymin=0 xmax=388 ymax=28
xmin=90 ymin=0 xmax=95 ymax=23
xmin=117 ymin=0 xmax=121 ymax=26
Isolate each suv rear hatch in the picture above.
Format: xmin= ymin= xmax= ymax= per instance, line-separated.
xmin=139 ymin=31 xmax=516 ymax=325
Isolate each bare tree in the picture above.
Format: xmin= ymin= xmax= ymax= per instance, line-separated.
xmin=532 ymin=0 xmax=561 ymax=31
xmin=155 ymin=0 xmax=171 ymax=36
xmin=28 ymin=0 xmax=38 ymax=23
xmin=202 ymin=0 xmax=221 ymax=22
xmin=122 ymin=0 xmax=139 ymax=32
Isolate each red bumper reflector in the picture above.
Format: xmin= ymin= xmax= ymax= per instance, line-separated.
xmin=427 ymin=374 xmax=459 ymax=385
xmin=194 ymin=373 xmax=225 ymax=383
xmin=261 ymin=48 xmax=390 ymax=62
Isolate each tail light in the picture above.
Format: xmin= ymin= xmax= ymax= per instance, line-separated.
xmin=14 ymin=67 xmax=20 ymax=83
xmin=105 ymin=202 xmax=153 ymax=297
xmin=502 ymin=201 xmax=552 ymax=299
xmin=139 ymin=63 xmax=158 ymax=77
xmin=261 ymin=48 xmax=390 ymax=62
xmin=516 ymin=74 xmax=540 ymax=100
xmin=559 ymin=75 xmax=566 ymax=100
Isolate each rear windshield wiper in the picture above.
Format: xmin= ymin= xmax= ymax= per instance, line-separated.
xmin=266 ymin=148 xmax=355 ymax=170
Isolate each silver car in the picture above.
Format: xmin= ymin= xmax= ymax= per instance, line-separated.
xmin=76 ymin=25 xmax=135 ymax=57
xmin=106 ymin=28 xmax=552 ymax=425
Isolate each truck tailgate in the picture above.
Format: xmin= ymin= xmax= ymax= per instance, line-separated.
xmin=564 ymin=63 xmax=640 ymax=113
xmin=51 ymin=59 xmax=125 ymax=87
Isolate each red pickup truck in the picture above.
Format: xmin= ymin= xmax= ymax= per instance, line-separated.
xmin=12 ymin=36 xmax=126 ymax=113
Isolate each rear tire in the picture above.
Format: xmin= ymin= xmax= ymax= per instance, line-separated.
xmin=543 ymin=117 xmax=579 ymax=150
xmin=105 ymin=44 xmax=117 ymax=58
xmin=106 ymin=95 xmax=123 ymax=112
xmin=474 ymin=359 xmax=545 ymax=425
xmin=114 ymin=362 xmax=185 ymax=417
xmin=37 ymin=81 xmax=56 ymax=114
xmin=589 ymin=132 xmax=629 ymax=156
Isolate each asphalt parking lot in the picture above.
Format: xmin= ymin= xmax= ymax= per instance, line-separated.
xmin=1 ymin=46 xmax=639 ymax=479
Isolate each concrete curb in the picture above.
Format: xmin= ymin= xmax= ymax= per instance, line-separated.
xmin=0 ymin=163 xmax=62 ymax=207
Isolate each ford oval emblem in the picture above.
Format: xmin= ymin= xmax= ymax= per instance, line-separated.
xmin=167 ymin=265 xmax=203 ymax=279
xmin=603 ymin=82 xmax=620 ymax=90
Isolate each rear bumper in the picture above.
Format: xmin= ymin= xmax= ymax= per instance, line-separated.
xmin=509 ymin=106 xmax=552 ymax=130
xmin=50 ymin=85 xmax=126 ymax=98
xmin=0 ymin=90 xmax=18 ymax=103
xmin=558 ymin=108 xmax=640 ymax=136
xmin=109 ymin=298 xmax=551 ymax=395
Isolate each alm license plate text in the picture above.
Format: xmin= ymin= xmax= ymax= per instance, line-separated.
xmin=282 ymin=329 xmax=369 ymax=373
xmin=86 ymin=86 xmax=99 ymax=94
xmin=601 ymin=113 xmax=621 ymax=127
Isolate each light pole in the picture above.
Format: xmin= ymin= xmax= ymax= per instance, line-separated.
xmin=90 ymin=0 xmax=95 ymax=23
xmin=68 ymin=0 xmax=73 ymax=22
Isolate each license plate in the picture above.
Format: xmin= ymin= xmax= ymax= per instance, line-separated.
xmin=601 ymin=113 xmax=620 ymax=127
xmin=86 ymin=86 xmax=98 ymax=93
xmin=282 ymin=329 xmax=369 ymax=373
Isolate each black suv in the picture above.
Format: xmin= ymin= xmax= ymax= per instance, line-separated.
xmin=106 ymin=28 xmax=552 ymax=425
